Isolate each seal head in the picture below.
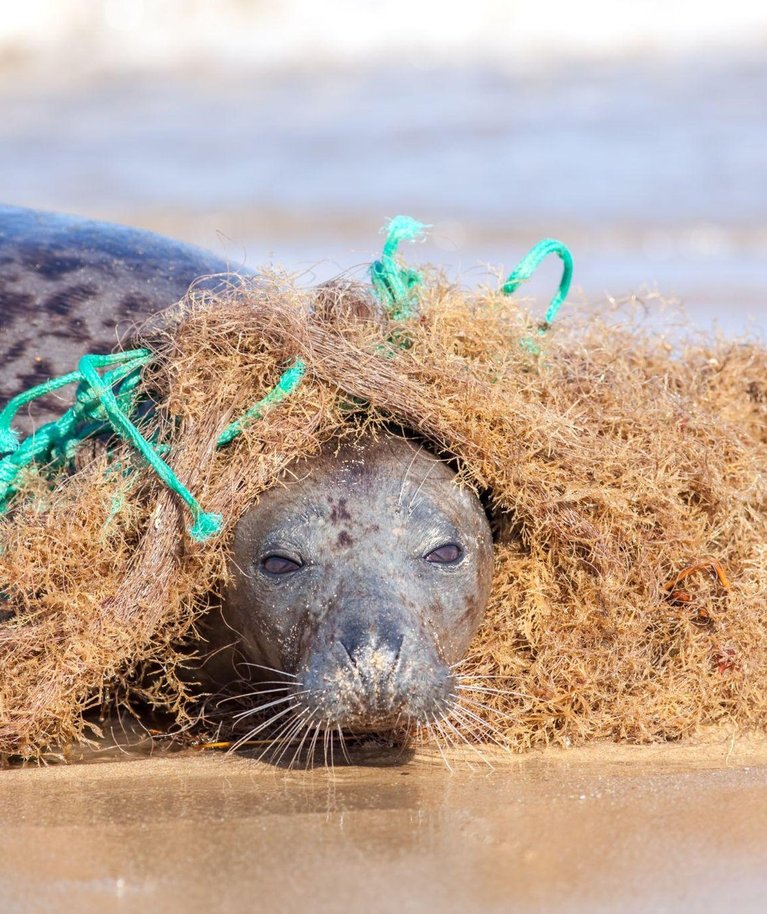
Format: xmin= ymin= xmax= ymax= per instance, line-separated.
xmin=220 ymin=433 xmax=494 ymax=732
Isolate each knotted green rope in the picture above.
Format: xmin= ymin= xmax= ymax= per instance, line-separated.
xmin=77 ymin=353 xmax=223 ymax=541
xmin=370 ymin=216 xmax=430 ymax=320
xmin=0 ymin=350 xmax=149 ymax=457
xmin=502 ymin=238 xmax=573 ymax=351
xmin=0 ymin=350 xmax=151 ymax=506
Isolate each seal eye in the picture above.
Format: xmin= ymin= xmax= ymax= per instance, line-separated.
xmin=424 ymin=543 xmax=463 ymax=564
xmin=262 ymin=554 xmax=303 ymax=575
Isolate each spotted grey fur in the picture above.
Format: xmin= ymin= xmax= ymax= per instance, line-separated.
xmin=0 ymin=204 xmax=250 ymax=433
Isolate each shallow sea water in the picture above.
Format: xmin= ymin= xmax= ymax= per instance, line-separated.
xmin=1 ymin=55 xmax=766 ymax=335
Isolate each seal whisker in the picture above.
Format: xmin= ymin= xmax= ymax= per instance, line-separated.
xmin=306 ymin=721 xmax=324 ymax=771
xmin=281 ymin=719 xmax=311 ymax=772
xmin=253 ymin=711 xmax=305 ymax=765
xmin=450 ymin=664 xmax=514 ymax=682
xmin=404 ymin=718 xmax=418 ymax=749
xmin=448 ymin=662 xmax=513 ymax=678
xmin=250 ymin=679 xmax=301 ymax=685
xmin=448 ymin=710 xmax=504 ymax=750
xmin=407 ymin=459 xmax=439 ymax=516
xmin=216 ymin=686 xmax=292 ymax=707
xmin=444 ymin=714 xmax=500 ymax=766
xmin=446 ymin=701 xmax=510 ymax=755
xmin=287 ymin=710 xmax=320 ymax=770
xmin=336 ymin=725 xmax=352 ymax=766
xmin=448 ymin=697 xmax=500 ymax=732
xmin=456 ymin=683 xmax=527 ymax=698
xmin=287 ymin=719 xmax=316 ymax=771
xmin=449 ymin=710 xmax=514 ymax=747
xmin=236 ymin=661 xmax=298 ymax=679
xmin=323 ymin=727 xmax=332 ymax=770
xmin=231 ymin=707 xmax=301 ymax=751
xmin=437 ymin=704 xmax=492 ymax=769
xmin=427 ymin=714 xmax=454 ymax=772
xmin=231 ymin=691 xmax=309 ymax=721
xmin=229 ymin=679 xmax=299 ymax=689
xmin=431 ymin=711 xmax=469 ymax=766
xmin=271 ymin=709 xmax=313 ymax=768
xmin=454 ymin=691 xmax=517 ymax=715
xmin=398 ymin=443 xmax=424 ymax=510
xmin=228 ymin=703 xmax=302 ymax=752
xmin=391 ymin=719 xmax=415 ymax=762
xmin=453 ymin=694 xmax=522 ymax=725
xmin=233 ymin=709 xmax=303 ymax=755
xmin=447 ymin=700 xmax=514 ymax=752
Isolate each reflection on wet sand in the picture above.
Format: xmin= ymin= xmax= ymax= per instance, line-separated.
xmin=1 ymin=739 xmax=766 ymax=914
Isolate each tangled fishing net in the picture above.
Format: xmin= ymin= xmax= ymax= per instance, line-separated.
xmin=1 ymin=219 xmax=766 ymax=760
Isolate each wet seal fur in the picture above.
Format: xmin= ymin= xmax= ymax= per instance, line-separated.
xmin=0 ymin=205 xmax=495 ymax=740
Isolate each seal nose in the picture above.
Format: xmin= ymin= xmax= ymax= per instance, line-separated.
xmin=338 ymin=624 xmax=404 ymax=670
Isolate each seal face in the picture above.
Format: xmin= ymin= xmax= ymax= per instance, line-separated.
xmin=218 ymin=433 xmax=495 ymax=733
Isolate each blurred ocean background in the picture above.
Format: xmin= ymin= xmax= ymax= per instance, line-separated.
xmin=0 ymin=0 xmax=765 ymax=332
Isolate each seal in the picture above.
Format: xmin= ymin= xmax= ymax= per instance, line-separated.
xmin=0 ymin=205 xmax=495 ymax=743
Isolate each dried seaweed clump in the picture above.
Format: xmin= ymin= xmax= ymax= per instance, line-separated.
xmin=1 ymin=273 xmax=766 ymax=758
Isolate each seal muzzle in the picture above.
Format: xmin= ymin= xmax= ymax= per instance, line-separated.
xmin=297 ymin=604 xmax=453 ymax=730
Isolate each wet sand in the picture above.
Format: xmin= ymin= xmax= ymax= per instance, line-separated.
xmin=2 ymin=738 xmax=766 ymax=914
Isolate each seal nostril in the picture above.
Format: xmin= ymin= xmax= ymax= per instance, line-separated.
xmin=339 ymin=634 xmax=359 ymax=666
xmin=338 ymin=627 xmax=405 ymax=672
xmin=391 ymin=632 xmax=405 ymax=668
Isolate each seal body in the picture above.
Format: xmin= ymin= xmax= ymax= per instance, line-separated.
xmin=0 ymin=205 xmax=248 ymax=431
xmin=0 ymin=206 xmax=496 ymax=738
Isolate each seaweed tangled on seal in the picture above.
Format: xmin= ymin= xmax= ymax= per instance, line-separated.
xmin=2 ymin=273 xmax=767 ymax=761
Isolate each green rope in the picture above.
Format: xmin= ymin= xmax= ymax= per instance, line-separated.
xmin=0 ymin=370 xmax=82 ymax=455
xmin=77 ymin=354 xmax=223 ymax=542
xmin=502 ymin=238 xmax=573 ymax=351
xmin=0 ymin=349 xmax=305 ymax=543
xmin=217 ymin=359 xmax=306 ymax=447
xmin=0 ymin=350 xmax=149 ymax=456
xmin=0 ymin=351 xmax=151 ymax=510
xmin=370 ymin=216 xmax=430 ymax=320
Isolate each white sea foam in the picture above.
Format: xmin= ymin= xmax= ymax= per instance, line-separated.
xmin=1 ymin=0 xmax=766 ymax=76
